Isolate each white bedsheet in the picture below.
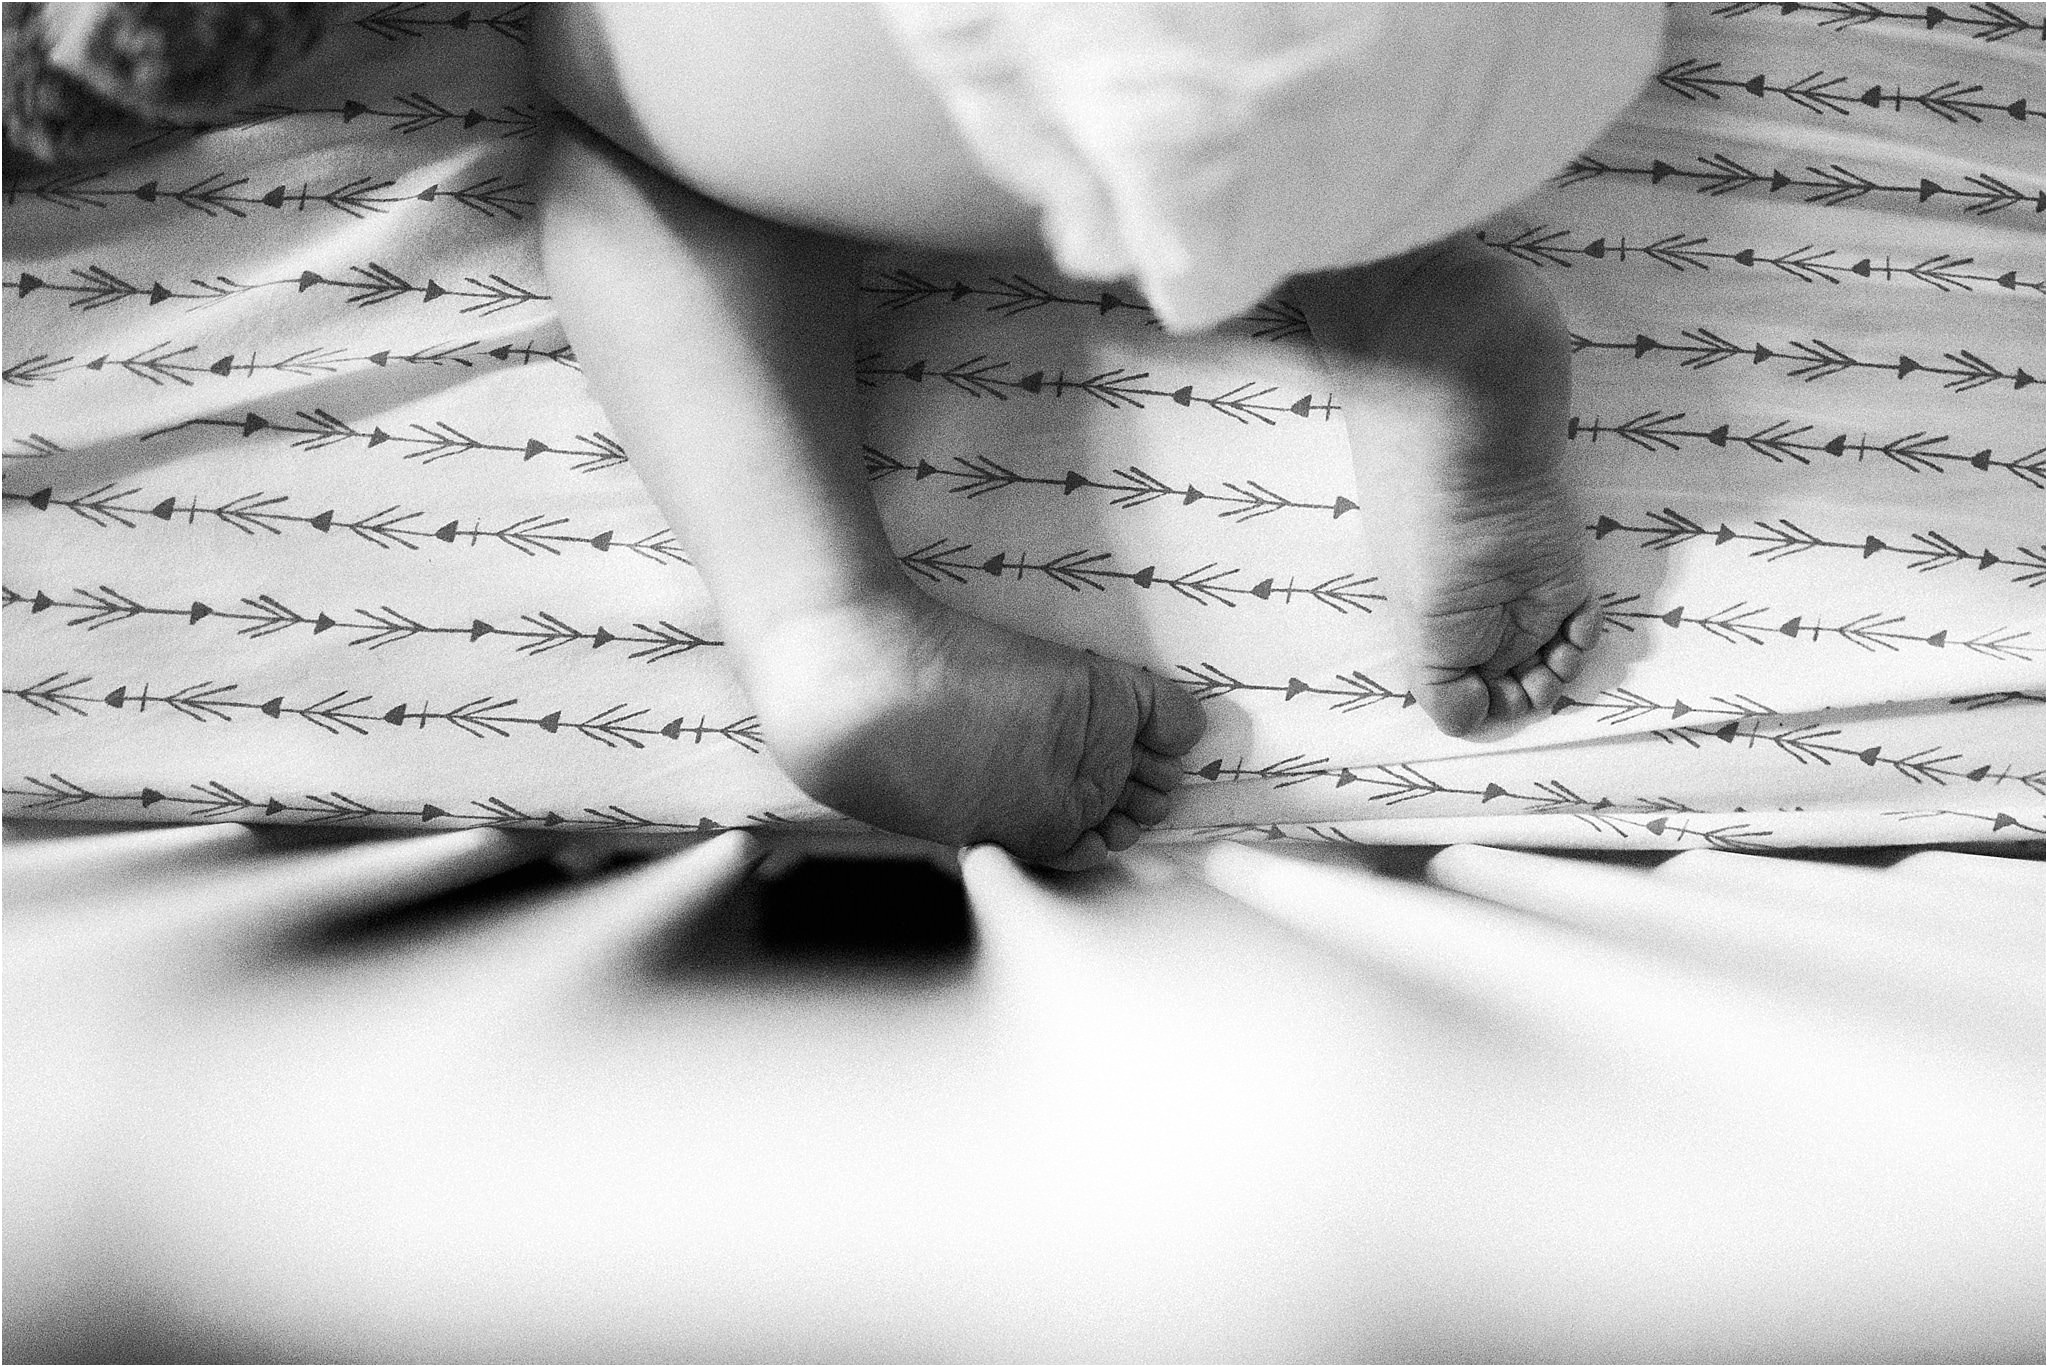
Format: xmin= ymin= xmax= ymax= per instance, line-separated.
xmin=4 ymin=2 xmax=2042 ymax=850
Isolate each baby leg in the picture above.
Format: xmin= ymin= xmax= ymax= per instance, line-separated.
xmin=1296 ymin=238 xmax=1600 ymax=737
xmin=537 ymin=120 xmax=1204 ymax=868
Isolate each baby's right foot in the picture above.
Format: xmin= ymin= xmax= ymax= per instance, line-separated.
xmin=738 ymin=590 xmax=1207 ymax=870
xmin=1298 ymin=237 xmax=1600 ymax=737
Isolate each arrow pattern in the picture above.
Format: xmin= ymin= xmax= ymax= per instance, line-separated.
xmin=899 ymin=540 xmax=1383 ymax=613
xmin=1589 ymin=507 xmax=2044 ymax=585
xmin=1173 ymin=663 xmax=1415 ymax=712
xmin=863 ymin=447 xmax=1360 ymax=521
xmin=2 ymin=486 xmax=678 ymax=560
xmin=1596 ymin=593 xmax=2040 ymax=658
xmin=1883 ymin=807 xmax=2046 ymax=835
xmin=1567 ymin=412 xmax=2047 ymax=486
xmin=1949 ymin=690 xmax=2048 ymax=709
xmin=4 ymin=434 xmax=63 ymax=461
xmin=2 ymin=1 xmax=2036 ymax=850
xmin=1708 ymin=3 xmax=2045 ymax=43
xmin=1544 ymin=688 xmax=2047 ymax=793
xmin=1649 ymin=712 xmax=2046 ymax=791
xmin=4 ymin=773 xmax=791 ymax=833
xmin=4 ymin=675 xmax=761 ymax=752
xmin=8 ymin=170 xmax=537 ymax=221
xmin=353 ymin=4 xmax=533 ymax=45
xmin=1479 ymin=225 xmax=2046 ymax=293
xmin=130 ymin=97 xmax=555 ymax=153
xmin=138 ymin=408 xmax=628 ymax=472
xmin=6 ymin=262 xmax=551 ymax=317
xmin=855 ymin=354 xmax=1340 ymax=424
xmin=2 ymin=586 xmax=720 ymax=661
xmin=858 ymin=267 xmax=1310 ymax=340
xmin=1656 ymin=57 xmax=2042 ymax=121
xmin=1178 ymin=753 xmax=1810 ymax=847
xmin=1190 ymin=812 xmax=1783 ymax=852
xmin=1555 ymin=153 xmax=2043 ymax=215
xmin=1569 ymin=328 xmax=2037 ymax=390
xmin=4 ymin=338 xmax=573 ymax=388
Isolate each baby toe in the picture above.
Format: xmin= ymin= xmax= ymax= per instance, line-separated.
xmin=1514 ymin=659 xmax=1565 ymax=712
xmin=1131 ymin=749 xmax=1185 ymax=794
xmin=1485 ymin=672 xmax=1533 ymax=721
xmin=1136 ymin=674 xmax=1207 ymax=756
xmin=1564 ymin=600 xmax=1603 ymax=650
xmin=1542 ymin=636 xmax=1584 ymax=681
xmin=1119 ymin=779 xmax=1172 ymax=826
xmin=1098 ymin=810 xmax=1143 ymax=853
xmin=1036 ymin=829 xmax=1110 ymax=873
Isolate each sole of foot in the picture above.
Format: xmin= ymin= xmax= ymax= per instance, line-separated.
xmin=1298 ymin=236 xmax=1598 ymax=739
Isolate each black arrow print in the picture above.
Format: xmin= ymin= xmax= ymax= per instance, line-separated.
xmin=1708 ymin=2 xmax=2044 ymax=44
xmin=2 ymin=434 xmax=63 ymax=461
xmin=856 ymin=354 xmax=1339 ymax=424
xmin=12 ymin=170 xmax=537 ymax=220
xmin=1189 ymin=813 xmax=1779 ymax=853
xmin=1555 ymin=153 xmax=2043 ymax=216
xmin=1568 ymin=413 xmax=2046 ymax=486
xmin=1589 ymin=508 xmax=2042 ymax=584
xmin=858 ymin=268 xmax=1312 ymax=340
xmin=1480 ymin=226 xmax=2045 ymax=293
xmin=1173 ymin=663 xmax=1414 ymax=711
xmin=1948 ymin=691 xmax=2047 ymax=710
xmin=863 ymin=447 xmax=1359 ymax=521
xmin=1569 ymin=329 xmax=2037 ymax=391
xmin=4 ymin=774 xmax=792 ymax=834
xmin=2 ymin=585 xmax=722 ymax=659
xmin=3 ymin=676 xmax=762 ymax=751
xmin=1185 ymin=756 xmax=1782 ymax=837
xmin=1883 ymin=808 xmax=2045 ymax=836
xmin=1553 ymin=688 xmax=1779 ymax=727
xmin=125 ymin=96 xmax=554 ymax=155
xmin=1657 ymin=57 xmax=2040 ymax=121
xmin=2 ymin=487 xmax=677 ymax=559
xmin=5 ymin=262 xmax=552 ymax=316
xmin=137 ymin=408 xmax=627 ymax=472
xmin=3 ymin=338 xmax=572 ymax=388
xmin=1646 ymin=713 xmax=2044 ymax=791
xmin=1596 ymin=593 xmax=2040 ymax=657
xmin=353 ymin=3 xmax=532 ymax=44
xmin=899 ymin=540 xmax=1383 ymax=613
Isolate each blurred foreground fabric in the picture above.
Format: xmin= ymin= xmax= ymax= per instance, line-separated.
xmin=3 ymin=822 xmax=2041 ymax=1362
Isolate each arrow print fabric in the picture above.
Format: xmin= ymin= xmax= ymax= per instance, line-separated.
xmin=3 ymin=3 xmax=2041 ymax=851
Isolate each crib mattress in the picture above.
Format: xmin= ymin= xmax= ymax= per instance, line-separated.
xmin=4 ymin=2 xmax=2043 ymax=851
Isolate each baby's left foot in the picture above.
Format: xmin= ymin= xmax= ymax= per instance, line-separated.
xmin=1297 ymin=238 xmax=1599 ymax=737
xmin=737 ymin=588 xmax=1207 ymax=871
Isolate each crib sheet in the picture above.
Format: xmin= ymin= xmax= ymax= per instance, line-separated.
xmin=3 ymin=2 xmax=2042 ymax=851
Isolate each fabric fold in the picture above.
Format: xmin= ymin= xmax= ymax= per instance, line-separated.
xmin=882 ymin=2 xmax=1668 ymax=331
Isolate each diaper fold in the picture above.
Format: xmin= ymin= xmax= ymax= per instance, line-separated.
xmin=882 ymin=2 xmax=1666 ymax=331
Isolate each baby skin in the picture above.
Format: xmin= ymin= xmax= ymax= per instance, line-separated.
xmin=533 ymin=5 xmax=1598 ymax=870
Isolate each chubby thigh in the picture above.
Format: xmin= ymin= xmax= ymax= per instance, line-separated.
xmin=533 ymin=2 xmax=1045 ymax=257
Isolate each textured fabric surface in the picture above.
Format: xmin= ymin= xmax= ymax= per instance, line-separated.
xmin=3 ymin=1 xmax=2043 ymax=852
xmin=881 ymin=2 xmax=1667 ymax=330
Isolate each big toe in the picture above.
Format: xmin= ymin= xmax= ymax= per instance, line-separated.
xmin=1414 ymin=670 xmax=1491 ymax=738
xmin=1134 ymin=670 xmax=1207 ymax=756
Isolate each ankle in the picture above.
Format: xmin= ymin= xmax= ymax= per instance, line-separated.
xmin=729 ymin=575 xmax=938 ymax=691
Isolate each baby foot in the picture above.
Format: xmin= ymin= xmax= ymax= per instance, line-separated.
xmin=739 ymin=590 xmax=1208 ymax=870
xmin=1298 ymin=237 xmax=1599 ymax=737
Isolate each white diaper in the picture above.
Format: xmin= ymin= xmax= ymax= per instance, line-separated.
xmin=881 ymin=2 xmax=1666 ymax=332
